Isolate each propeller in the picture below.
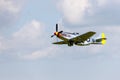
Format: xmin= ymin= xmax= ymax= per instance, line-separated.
xmin=51 ymin=24 xmax=58 ymax=38
xmin=51 ymin=23 xmax=63 ymax=38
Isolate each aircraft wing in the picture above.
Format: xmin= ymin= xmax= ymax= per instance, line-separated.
xmin=53 ymin=41 xmax=68 ymax=44
xmin=71 ymin=31 xmax=96 ymax=42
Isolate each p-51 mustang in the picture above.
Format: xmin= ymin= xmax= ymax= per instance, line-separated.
xmin=51 ymin=24 xmax=107 ymax=46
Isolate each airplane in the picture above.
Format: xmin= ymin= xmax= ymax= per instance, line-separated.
xmin=51 ymin=24 xmax=107 ymax=46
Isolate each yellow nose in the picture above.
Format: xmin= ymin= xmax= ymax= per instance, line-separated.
xmin=54 ymin=32 xmax=58 ymax=35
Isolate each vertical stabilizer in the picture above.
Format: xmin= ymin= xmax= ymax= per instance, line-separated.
xmin=101 ymin=33 xmax=106 ymax=45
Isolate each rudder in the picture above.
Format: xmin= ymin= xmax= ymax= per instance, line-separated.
xmin=101 ymin=33 xmax=107 ymax=45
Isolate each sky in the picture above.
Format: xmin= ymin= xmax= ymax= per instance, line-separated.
xmin=0 ymin=0 xmax=120 ymax=80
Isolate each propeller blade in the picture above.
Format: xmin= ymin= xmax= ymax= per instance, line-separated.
xmin=59 ymin=31 xmax=63 ymax=33
xmin=51 ymin=35 xmax=55 ymax=38
xmin=56 ymin=24 xmax=58 ymax=32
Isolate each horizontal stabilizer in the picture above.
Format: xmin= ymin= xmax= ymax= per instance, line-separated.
xmin=96 ymin=38 xmax=107 ymax=42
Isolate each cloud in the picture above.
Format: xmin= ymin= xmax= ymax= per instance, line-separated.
xmin=0 ymin=20 xmax=39 ymax=50
xmin=0 ymin=0 xmax=24 ymax=28
xmin=13 ymin=20 xmax=44 ymax=42
xmin=58 ymin=0 xmax=91 ymax=24
xmin=0 ymin=0 xmax=21 ymax=14
xmin=5 ymin=20 xmax=46 ymax=50
xmin=22 ymin=46 xmax=57 ymax=60
xmin=58 ymin=0 xmax=120 ymax=26
xmin=0 ymin=20 xmax=59 ymax=60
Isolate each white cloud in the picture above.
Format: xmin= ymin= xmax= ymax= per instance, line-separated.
xmin=0 ymin=0 xmax=21 ymax=14
xmin=22 ymin=46 xmax=57 ymax=60
xmin=58 ymin=0 xmax=91 ymax=24
xmin=13 ymin=20 xmax=44 ymax=41
xmin=0 ymin=20 xmax=58 ymax=60
xmin=0 ymin=0 xmax=25 ymax=28
xmin=11 ymin=19 xmax=59 ymax=60
xmin=5 ymin=20 xmax=46 ymax=50
xmin=58 ymin=0 xmax=120 ymax=25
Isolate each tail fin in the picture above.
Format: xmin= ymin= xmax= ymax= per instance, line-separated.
xmin=101 ymin=32 xmax=107 ymax=45
xmin=95 ymin=32 xmax=107 ymax=45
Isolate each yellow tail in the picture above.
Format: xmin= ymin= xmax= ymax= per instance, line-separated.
xmin=101 ymin=33 xmax=107 ymax=45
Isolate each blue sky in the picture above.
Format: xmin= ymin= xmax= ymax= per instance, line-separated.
xmin=0 ymin=0 xmax=120 ymax=80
